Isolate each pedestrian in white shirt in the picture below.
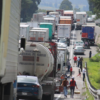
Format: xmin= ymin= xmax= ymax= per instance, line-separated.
xmin=82 ymin=67 xmax=86 ymax=82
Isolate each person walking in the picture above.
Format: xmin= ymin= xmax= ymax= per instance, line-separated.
xmin=82 ymin=67 xmax=86 ymax=82
xmin=79 ymin=57 xmax=83 ymax=72
xmin=61 ymin=77 xmax=69 ymax=97
xmin=70 ymin=77 xmax=78 ymax=98
xmin=89 ymin=51 xmax=92 ymax=58
xmin=77 ymin=68 xmax=81 ymax=77
xmin=77 ymin=57 xmax=80 ymax=67
xmin=70 ymin=66 xmax=73 ymax=77
xmin=73 ymin=55 xmax=77 ymax=66
xmin=67 ymin=60 xmax=71 ymax=72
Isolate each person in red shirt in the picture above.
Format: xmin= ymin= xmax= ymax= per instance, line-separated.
xmin=70 ymin=66 xmax=73 ymax=77
xmin=70 ymin=77 xmax=78 ymax=98
xmin=73 ymin=55 xmax=77 ymax=66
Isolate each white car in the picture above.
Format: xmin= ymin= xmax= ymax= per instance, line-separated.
xmin=74 ymin=46 xmax=84 ymax=54
xmin=17 ymin=76 xmax=43 ymax=100
xmin=73 ymin=40 xmax=84 ymax=49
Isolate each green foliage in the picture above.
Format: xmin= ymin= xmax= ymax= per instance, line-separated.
xmin=21 ymin=0 xmax=41 ymax=22
xmin=59 ymin=0 xmax=73 ymax=10
xmin=88 ymin=0 xmax=100 ymax=19
xmin=84 ymin=57 xmax=100 ymax=89
xmin=86 ymin=11 xmax=93 ymax=17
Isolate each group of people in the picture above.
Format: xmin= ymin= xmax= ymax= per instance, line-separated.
xmin=61 ymin=77 xmax=78 ymax=98
xmin=61 ymin=55 xmax=87 ymax=98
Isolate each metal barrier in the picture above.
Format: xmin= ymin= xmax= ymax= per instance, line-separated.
xmin=85 ymin=62 xmax=100 ymax=100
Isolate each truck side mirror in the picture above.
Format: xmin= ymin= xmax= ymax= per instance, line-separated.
xmin=58 ymin=64 xmax=61 ymax=71
xmin=20 ymin=38 xmax=26 ymax=50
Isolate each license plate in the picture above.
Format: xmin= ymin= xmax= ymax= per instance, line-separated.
xmin=22 ymin=92 xmax=27 ymax=95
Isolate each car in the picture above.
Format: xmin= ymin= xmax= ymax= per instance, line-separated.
xmin=73 ymin=46 xmax=85 ymax=54
xmin=73 ymin=40 xmax=84 ymax=49
xmin=17 ymin=76 xmax=43 ymax=100
xmin=57 ymin=42 xmax=67 ymax=48
xmin=58 ymin=38 xmax=70 ymax=46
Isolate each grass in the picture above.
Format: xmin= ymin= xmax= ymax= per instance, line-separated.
xmin=83 ymin=57 xmax=100 ymax=89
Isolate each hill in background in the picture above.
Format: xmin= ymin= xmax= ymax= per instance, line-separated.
xmin=39 ymin=0 xmax=89 ymax=11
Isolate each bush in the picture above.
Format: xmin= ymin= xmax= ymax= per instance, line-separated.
xmin=89 ymin=53 xmax=100 ymax=62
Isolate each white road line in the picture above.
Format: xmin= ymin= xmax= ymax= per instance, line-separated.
xmin=55 ymin=94 xmax=62 ymax=100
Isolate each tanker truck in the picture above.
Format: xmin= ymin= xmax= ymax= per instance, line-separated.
xmin=0 ymin=0 xmax=21 ymax=100
xmin=18 ymin=42 xmax=56 ymax=100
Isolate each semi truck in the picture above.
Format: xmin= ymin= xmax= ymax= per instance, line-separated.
xmin=40 ymin=23 xmax=53 ymax=40
xmin=57 ymin=24 xmax=71 ymax=43
xmin=56 ymin=10 xmax=64 ymax=16
xmin=76 ymin=12 xmax=87 ymax=30
xmin=49 ymin=12 xmax=60 ymax=25
xmin=0 ymin=0 xmax=21 ymax=100
xmin=18 ymin=41 xmax=57 ymax=100
xmin=60 ymin=16 xmax=75 ymax=30
xmin=81 ymin=25 xmax=95 ymax=45
xmin=64 ymin=10 xmax=74 ymax=23
xmin=43 ymin=17 xmax=56 ymax=36
xmin=55 ymin=44 xmax=69 ymax=92
xmin=20 ymin=24 xmax=31 ymax=40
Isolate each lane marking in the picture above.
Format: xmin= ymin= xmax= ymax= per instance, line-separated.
xmin=55 ymin=94 xmax=62 ymax=100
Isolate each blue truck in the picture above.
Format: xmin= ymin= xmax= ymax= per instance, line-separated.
xmin=81 ymin=25 xmax=95 ymax=45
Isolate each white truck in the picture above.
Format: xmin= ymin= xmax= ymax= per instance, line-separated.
xmin=49 ymin=12 xmax=60 ymax=25
xmin=29 ymin=29 xmax=49 ymax=42
xmin=18 ymin=42 xmax=55 ymax=100
xmin=55 ymin=43 xmax=69 ymax=92
xmin=57 ymin=24 xmax=71 ymax=39
xmin=20 ymin=24 xmax=31 ymax=40
xmin=0 ymin=0 xmax=21 ymax=100
xmin=76 ymin=12 xmax=87 ymax=30
xmin=44 ymin=17 xmax=56 ymax=35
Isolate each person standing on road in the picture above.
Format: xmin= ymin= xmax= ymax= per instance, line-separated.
xmin=73 ymin=55 xmax=77 ymax=66
xmin=89 ymin=51 xmax=92 ymax=58
xmin=79 ymin=57 xmax=83 ymax=72
xmin=70 ymin=66 xmax=73 ymax=77
xmin=82 ymin=67 xmax=86 ymax=82
xmin=70 ymin=77 xmax=78 ymax=98
xmin=61 ymin=78 xmax=69 ymax=98
xmin=77 ymin=57 xmax=80 ymax=67
xmin=67 ymin=60 xmax=71 ymax=72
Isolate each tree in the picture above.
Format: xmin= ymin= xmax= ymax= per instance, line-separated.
xmin=21 ymin=0 xmax=41 ymax=22
xmin=59 ymin=0 xmax=73 ymax=10
xmin=88 ymin=0 xmax=100 ymax=18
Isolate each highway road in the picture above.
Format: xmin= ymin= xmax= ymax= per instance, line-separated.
xmin=54 ymin=23 xmax=99 ymax=100
xmin=19 ymin=23 xmax=100 ymax=100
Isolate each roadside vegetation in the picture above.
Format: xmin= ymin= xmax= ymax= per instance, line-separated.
xmin=83 ymin=55 xmax=100 ymax=89
xmin=82 ymin=80 xmax=94 ymax=100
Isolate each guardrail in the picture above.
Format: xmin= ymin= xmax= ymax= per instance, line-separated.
xmin=85 ymin=62 xmax=100 ymax=100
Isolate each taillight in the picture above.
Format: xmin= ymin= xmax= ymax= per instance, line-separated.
xmin=33 ymin=85 xmax=39 ymax=88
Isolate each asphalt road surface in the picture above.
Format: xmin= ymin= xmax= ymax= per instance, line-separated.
xmin=19 ymin=23 xmax=100 ymax=100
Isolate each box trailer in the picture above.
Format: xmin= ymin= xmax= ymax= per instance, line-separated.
xmin=43 ymin=18 xmax=56 ymax=35
xmin=40 ymin=23 xmax=53 ymax=40
xmin=20 ymin=24 xmax=31 ymax=40
xmin=57 ymin=24 xmax=71 ymax=39
xmin=76 ymin=12 xmax=87 ymax=30
xmin=0 ymin=0 xmax=21 ymax=100
xmin=29 ymin=30 xmax=49 ymax=42
xmin=81 ymin=25 xmax=95 ymax=45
